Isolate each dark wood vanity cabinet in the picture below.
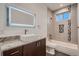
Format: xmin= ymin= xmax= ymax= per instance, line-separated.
xmin=3 ymin=38 xmax=46 ymax=56
xmin=3 ymin=46 xmax=23 ymax=56
xmin=23 ymin=41 xmax=36 ymax=56
xmin=35 ymin=39 xmax=46 ymax=56
xmin=23 ymin=38 xmax=46 ymax=56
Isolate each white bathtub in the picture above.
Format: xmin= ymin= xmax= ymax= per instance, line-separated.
xmin=46 ymin=40 xmax=79 ymax=56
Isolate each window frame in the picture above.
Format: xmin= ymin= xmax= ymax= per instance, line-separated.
xmin=55 ymin=11 xmax=71 ymax=22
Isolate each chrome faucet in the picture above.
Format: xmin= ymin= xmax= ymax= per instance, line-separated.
xmin=25 ymin=29 xmax=27 ymax=34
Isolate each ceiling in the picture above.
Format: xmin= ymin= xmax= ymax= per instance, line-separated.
xmin=45 ymin=3 xmax=73 ymax=11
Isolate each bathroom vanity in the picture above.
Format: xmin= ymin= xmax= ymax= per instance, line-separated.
xmin=3 ymin=38 xmax=46 ymax=56
xmin=0 ymin=35 xmax=46 ymax=56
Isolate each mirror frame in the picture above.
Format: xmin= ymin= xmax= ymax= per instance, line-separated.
xmin=7 ymin=6 xmax=35 ymax=27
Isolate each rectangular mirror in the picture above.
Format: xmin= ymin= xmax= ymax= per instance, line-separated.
xmin=7 ymin=6 xmax=35 ymax=27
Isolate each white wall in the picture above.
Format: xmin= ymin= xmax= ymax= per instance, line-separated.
xmin=76 ymin=3 xmax=79 ymax=55
xmin=0 ymin=3 xmax=47 ymax=37
xmin=47 ymin=9 xmax=54 ymax=39
xmin=77 ymin=4 xmax=79 ymax=48
xmin=71 ymin=5 xmax=78 ymax=44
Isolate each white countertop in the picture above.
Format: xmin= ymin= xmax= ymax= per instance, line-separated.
xmin=0 ymin=35 xmax=46 ymax=56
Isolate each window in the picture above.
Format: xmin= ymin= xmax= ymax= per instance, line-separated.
xmin=63 ymin=12 xmax=70 ymax=20
xmin=56 ymin=12 xmax=70 ymax=22
xmin=56 ymin=14 xmax=63 ymax=22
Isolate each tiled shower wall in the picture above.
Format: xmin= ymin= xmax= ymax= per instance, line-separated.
xmin=47 ymin=4 xmax=78 ymax=44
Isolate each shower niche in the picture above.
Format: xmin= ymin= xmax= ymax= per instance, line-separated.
xmin=59 ymin=24 xmax=64 ymax=33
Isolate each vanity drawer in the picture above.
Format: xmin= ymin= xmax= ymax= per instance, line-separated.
xmin=3 ymin=46 xmax=23 ymax=56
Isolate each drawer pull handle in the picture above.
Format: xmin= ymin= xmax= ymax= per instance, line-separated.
xmin=36 ymin=42 xmax=40 ymax=47
xmin=10 ymin=51 xmax=19 ymax=55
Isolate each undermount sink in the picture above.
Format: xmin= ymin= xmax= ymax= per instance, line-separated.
xmin=20 ymin=34 xmax=39 ymax=42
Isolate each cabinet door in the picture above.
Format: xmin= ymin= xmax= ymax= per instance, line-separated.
xmin=23 ymin=42 xmax=36 ymax=56
xmin=35 ymin=38 xmax=46 ymax=56
xmin=3 ymin=46 xmax=23 ymax=56
xmin=23 ymin=38 xmax=46 ymax=56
